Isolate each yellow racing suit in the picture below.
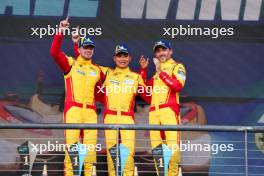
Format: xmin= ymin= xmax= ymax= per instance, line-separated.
xmin=50 ymin=33 xmax=107 ymax=176
xmin=102 ymin=67 xmax=150 ymax=176
xmin=140 ymin=58 xmax=186 ymax=176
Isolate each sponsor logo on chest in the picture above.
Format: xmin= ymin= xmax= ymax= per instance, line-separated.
xmin=109 ymin=79 xmax=120 ymax=85
xmin=76 ymin=66 xmax=98 ymax=77
xmin=123 ymin=79 xmax=134 ymax=85
xmin=76 ymin=68 xmax=85 ymax=76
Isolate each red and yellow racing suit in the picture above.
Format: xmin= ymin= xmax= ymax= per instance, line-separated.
xmin=102 ymin=67 xmax=150 ymax=176
xmin=50 ymin=33 xmax=107 ymax=176
xmin=140 ymin=58 xmax=186 ymax=176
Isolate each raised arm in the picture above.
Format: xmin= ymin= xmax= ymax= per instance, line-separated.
xmin=50 ymin=17 xmax=71 ymax=73
xmin=138 ymin=55 xmax=154 ymax=87
xmin=72 ymin=26 xmax=80 ymax=58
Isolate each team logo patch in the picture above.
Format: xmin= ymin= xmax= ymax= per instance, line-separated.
xmin=177 ymin=70 xmax=186 ymax=80
xmin=125 ymin=75 xmax=133 ymax=79
xmin=113 ymin=72 xmax=121 ymax=76
xmin=89 ymin=67 xmax=96 ymax=71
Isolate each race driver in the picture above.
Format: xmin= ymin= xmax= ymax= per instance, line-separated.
xmin=102 ymin=45 xmax=150 ymax=176
xmin=50 ymin=17 xmax=107 ymax=176
xmin=139 ymin=40 xmax=186 ymax=176
xmin=74 ymin=42 xmax=150 ymax=176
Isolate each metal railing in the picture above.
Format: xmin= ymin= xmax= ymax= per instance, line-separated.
xmin=1 ymin=123 xmax=264 ymax=132
xmin=0 ymin=124 xmax=264 ymax=176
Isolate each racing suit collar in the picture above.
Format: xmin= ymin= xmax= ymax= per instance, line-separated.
xmin=76 ymin=55 xmax=92 ymax=65
xmin=160 ymin=58 xmax=176 ymax=71
xmin=114 ymin=67 xmax=130 ymax=73
xmin=161 ymin=58 xmax=175 ymax=66
xmin=164 ymin=58 xmax=174 ymax=64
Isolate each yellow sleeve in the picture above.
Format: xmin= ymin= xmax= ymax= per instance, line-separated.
xmin=66 ymin=56 xmax=74 ymax=66
xmin=64 ymin=56 xmax=75 ymax=78
xmin=173 ymin=63 xmax=186 ymax=87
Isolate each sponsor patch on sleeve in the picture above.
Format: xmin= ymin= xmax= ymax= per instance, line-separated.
xmin=177 ymin=70 xmax=186 ymax=80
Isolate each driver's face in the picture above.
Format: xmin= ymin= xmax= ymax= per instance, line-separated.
xmin=78 ymin=45 xmax=94 ymax=60
xmin=114 ymin=53 xmax=131 ymax=68
xmin=154 ymin=46 xmax=172 ymax=63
